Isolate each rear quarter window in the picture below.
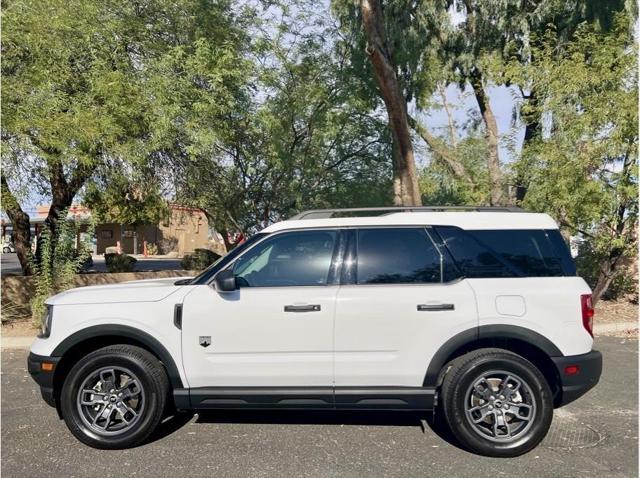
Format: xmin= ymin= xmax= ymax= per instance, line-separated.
xmin=434 ymin=226 xmax=574 ymax=278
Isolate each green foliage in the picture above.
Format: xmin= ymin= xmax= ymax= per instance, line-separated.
xmin=30 ymin=214 xmax=94 ymax=325
xmin=575 ymin=240 xmax=638 ymax=301
xmin=146 ymin=243 xmax=159 ymax=256
xmin=171 ymin=2 xmax=392 ymax=233
xmin=181 ymin=249 xmax=221 ymax=271
xmin=420 ymin=135 xmax=490 ymax=205
xmin=83 ymin=174 xmax=170 ymax=226
xmin=104 ymin=254 xmax=137 ymax=273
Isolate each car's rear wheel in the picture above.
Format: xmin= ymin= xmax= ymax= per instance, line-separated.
xmin=60 ymin=345 xmax=169 ymax=449
xmin=3 ymin=247 xmax=10 ymax=253
xmin=440 ymin=348 xmax=553 ymax=457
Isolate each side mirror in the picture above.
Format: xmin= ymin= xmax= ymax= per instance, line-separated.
xmin=214 ymin=269 xmax=237 ymax=292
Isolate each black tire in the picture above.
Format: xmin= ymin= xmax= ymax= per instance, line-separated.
xmin=60 ymin=345 xmax=170 ymax=449
xmin=440 ymin=348 xmax=553 ymax=457
xmin=3 ymin=247 xmax=10 ymax=253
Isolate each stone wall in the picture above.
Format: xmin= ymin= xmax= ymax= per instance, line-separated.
xmin=1 ymin=270 xmax=198 ymax=321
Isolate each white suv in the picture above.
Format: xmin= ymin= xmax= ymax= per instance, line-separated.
xmin=28 ymin=207 xmax=602 ymax=456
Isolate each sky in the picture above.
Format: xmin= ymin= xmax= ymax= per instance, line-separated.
xmin=414 ymin=84 xmax=524 ymax=167
xmin=14 ymin=0 xmax=525 ymax=215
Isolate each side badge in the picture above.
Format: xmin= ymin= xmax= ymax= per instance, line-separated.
xmin=199 ymin=336 xmax=211 ymax=348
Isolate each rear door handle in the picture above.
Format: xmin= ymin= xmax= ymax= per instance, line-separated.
xmin=284 ymin=304 xmax=321 ymax=312
xmin=417 ymin=303 xmax=455 ymax=311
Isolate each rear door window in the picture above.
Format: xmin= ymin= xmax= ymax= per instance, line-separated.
xmin=356 ymin=228 xmax=442 ymax=284
xmin=434 ymin=226 xmax=518 ymax=278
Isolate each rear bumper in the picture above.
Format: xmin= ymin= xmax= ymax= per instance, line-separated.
xmin=27 ymin=352 xmax=61 ymax=408
xmin=552 ymin=349 xmax=602 ymax=407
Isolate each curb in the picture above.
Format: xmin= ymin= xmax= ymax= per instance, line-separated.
xmin=1 ymin=336 xmax=35 ymax=349
xmin=594 ymin=321 xmax=638 ymax=336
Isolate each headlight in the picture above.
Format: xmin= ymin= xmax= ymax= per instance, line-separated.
xmin=38 ymin=305 xmax=53 ymax=338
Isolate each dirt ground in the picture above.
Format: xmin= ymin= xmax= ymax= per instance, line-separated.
xmin=595 ymin=298 xmax=638 ymax=324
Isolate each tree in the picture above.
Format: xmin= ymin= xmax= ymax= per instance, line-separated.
xmin=169 ymin=3 xmax=392 ymax=243
xmin=1 ymin=0 xmax=251 ymax=273
xmin=515 ymin=12 xmax=637 ymax=303
xmin=2 ymin=0 xmax=151 ymax=272
xmin=359 ymin=0 xmax=421 ymax=206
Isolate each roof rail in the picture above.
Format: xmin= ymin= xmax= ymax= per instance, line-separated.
xmin=289 ymin=206 xmax=524 ymax=220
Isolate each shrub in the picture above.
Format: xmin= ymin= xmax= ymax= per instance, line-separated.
xmin=31 ymin=213 xmax=94 ymax=326
xmin=181 ymin=248 xmax=221 ymax=270
xmin=105 ymin=253 xmax=137 ymax=273
xmin=146 ymin=242 xmax=159 ymax=256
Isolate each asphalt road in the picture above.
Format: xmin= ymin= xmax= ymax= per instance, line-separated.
xmin=0 ymin=252 xmax=21 ymax=275
xmin=2 ymin=336 xmax=637 ymax=477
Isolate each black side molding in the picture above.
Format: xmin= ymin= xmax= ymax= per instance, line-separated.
xmin=176 ymin=386 xmax=436 ymax=411
xmin=423 ymin=324 xmax=564 ymax=387
xmin=52 ymin=324 xmax=184 ymax=389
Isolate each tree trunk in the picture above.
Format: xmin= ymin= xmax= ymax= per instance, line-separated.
xmin=592 ymin=251 xmax=625 ymax=305
xmin=514 ymin=90 xmax=541 ymax=203
xmin=0 ymin=175 xmax=33 ymax=275
xmin=469 ymin=69 xmax=504 ymax=206
xmin=408 ymin=115 xmax=473 ymax=184
xmin=360 ymin=0 xmax=421 ymax=206
xmin=37 ymin=159 xmax=92 ymax=263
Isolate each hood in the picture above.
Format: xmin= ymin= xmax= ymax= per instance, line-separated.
xmin=46 ymin=276 xmax=193 ymax=306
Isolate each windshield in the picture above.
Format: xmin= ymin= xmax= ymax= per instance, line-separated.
xmin=189 ymin=233 xmax=268 ymax=285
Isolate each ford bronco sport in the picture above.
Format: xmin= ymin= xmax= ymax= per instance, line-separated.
xmin=28 ymin=207 xmax=602 ymax=456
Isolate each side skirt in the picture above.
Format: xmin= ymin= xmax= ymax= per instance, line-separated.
xmin=174 ymin=386 xmax=435 ymax=411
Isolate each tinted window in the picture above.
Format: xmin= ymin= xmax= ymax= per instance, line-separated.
xmin=233 ymin=230 xmax=336 ymax=287
xmin=434 ymin=226 xmax=518 ymax=278
xmin=468 ymin=230 xmax=564 ymax=277
xmin=546 ymin=229 xmax=577 ymax=275
xmin=356 ymin=228 xmax=442 ymax=284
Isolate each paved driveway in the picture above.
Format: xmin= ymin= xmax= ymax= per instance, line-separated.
xmin=2 ymin=336 xmax=637 ymax=477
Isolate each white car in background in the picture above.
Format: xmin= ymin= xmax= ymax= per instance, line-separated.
xmin=2 ymin=241 xmax=16 ymax=253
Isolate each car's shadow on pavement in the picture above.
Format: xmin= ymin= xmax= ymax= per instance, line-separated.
xmin=148 ymin=409 xmax=463 ymax=451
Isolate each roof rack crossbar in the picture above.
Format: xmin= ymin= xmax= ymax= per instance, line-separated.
xmin=290 ymin=206 xmax=523 ymax=220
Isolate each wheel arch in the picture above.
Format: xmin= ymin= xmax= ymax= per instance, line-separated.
xmin=424 ymin=325 xmax=563 ymax=406
xmin=51 ymin=325 xmax=183 ymax=416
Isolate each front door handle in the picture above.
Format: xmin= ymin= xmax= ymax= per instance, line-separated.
xmin=284 ymin=304 xmax=321 ymax=312
xmin=417 ymin=303 xmax=455 ymax=311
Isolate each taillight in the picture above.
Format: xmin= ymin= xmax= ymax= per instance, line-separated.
xmin=581 ymin=294 xmax=594 ymax=336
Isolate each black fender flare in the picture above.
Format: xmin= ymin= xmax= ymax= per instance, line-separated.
xmin=423 ymin=324 xmax=563 ymax=387
xmin=52 ymin=324 xmax=184 ymax=389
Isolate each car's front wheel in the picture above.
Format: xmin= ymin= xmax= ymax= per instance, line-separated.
xmin=3 ymin=247 xmax=10 ymax=253
xmin=440 ymin=348 xmax=553 ymax=457
xmin=60 ymin=345 xmax=169 ymax=449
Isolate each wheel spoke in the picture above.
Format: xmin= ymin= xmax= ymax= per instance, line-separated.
xmin=119 ymin=379 xmax=142 ymax=399
xmin=80 ymin=389 xmax=103 ymax=406
xmin=500 ymin=375 xmax=521 ymax=397
xmin=507 ymin=401 xmax=533 ymax=420
xmin=472 ymin=378 xmax=492 ymax=399
xmin=469 ymin=406 xmax=492 ymax=424
xmin=116 ymin=402 xmax=138 ymax=424
xmin=100 ymin=369 xmax=117 ymax=390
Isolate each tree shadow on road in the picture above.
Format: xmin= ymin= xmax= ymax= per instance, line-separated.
xmin=146 ymin=408 xmax=464 ymax=451
xmin=194 ymin=409 xmax=462 ymax=449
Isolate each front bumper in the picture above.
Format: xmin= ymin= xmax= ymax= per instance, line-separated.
xmin=552 ymin=349 xmax=602 ymax=407
xmin=27 ymin=352 xmax=61 ymax=408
